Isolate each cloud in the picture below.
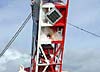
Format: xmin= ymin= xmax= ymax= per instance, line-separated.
xmin=63 ymin=46 xmax=100 ymax=72
xmin=0 ymin=49 xmax=30 ymax=72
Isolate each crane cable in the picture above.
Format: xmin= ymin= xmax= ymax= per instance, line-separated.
xmin=0 ymin=13 xmax=32 ymax=58
xmin=68 ymin=23 xmax=100 ymax=37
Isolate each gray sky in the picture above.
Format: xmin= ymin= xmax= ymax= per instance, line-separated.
xmin=0 ymin=0 xmax=100 ymax=72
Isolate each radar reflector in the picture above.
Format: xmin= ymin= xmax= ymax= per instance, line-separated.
xmin=46 ymin=8 xmax=62 ymax=25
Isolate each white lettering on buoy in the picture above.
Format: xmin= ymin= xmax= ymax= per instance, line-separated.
xmin=18 ymin=65 xmax=26 ymax=72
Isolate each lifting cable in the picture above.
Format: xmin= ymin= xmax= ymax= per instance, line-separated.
xmin=68 ymin=23 xmax=100 ymax=37
xmin=0 ymin=13 xmax=32 ymax=58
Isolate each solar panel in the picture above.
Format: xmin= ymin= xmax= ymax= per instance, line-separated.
xmin=46 ymin=8 xmax=62 ymax=25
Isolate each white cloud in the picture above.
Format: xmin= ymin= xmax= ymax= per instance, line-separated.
xmin=0 ymin=49 xmax=30 ymax=72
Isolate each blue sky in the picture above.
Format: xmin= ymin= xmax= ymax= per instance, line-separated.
xmin=0 ymin=0 xmax=100 ymax=72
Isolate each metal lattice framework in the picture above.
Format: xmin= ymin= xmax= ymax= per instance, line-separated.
xmin=25 ymin=0 xmax=69 ymax=72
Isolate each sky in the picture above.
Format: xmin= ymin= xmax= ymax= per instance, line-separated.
xmin=0 ymin=0 xmax=100 ymax=72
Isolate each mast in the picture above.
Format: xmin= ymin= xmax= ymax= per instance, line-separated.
xmin=25 ymin=0 xmax=69 ymax=72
